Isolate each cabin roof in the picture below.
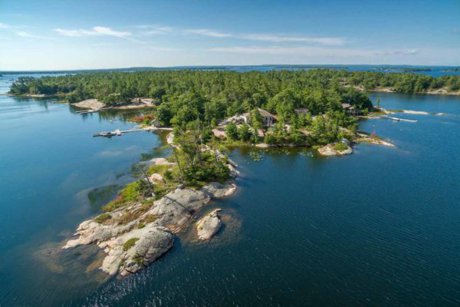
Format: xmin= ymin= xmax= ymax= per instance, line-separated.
xmin=257 ymin=108 xmax=276 ymax=119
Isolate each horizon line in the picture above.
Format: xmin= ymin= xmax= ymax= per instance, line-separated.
xmin=1 ymin=63 xmax=459 ymax=74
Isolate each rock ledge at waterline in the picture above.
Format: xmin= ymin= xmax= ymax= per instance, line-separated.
xmin=63 ymin=182 xmax=237 ymax=276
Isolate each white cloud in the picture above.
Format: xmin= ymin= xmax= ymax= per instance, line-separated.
xmin=140 ymin=26 xmax=174 ymax=36
xmin=16 ymin=31 xmax=51 ymax=40
xmin=0 ymin=22 xmax=10 ymax=29
xmin=240 ymin=34 xmax=345 ymax=46
xmin=54 ymin=26 xmax=131 ymax=38
xmin=93 ymin=26 xmax=130 ymax=38
xmin=183 ymin=28 xmax=232 ymax=38
xmin=58 ymin=24 xmax=344 ymax=47
xmin=182 ymin=27 xmax=344 ymax=46
xmin=376 ymin=49 xmax=419 ymax=56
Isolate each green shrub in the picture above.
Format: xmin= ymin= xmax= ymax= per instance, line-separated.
xmin=95 ymin=213 xmax=111 ymax=224
xmin=102 ymin=181 xmax=149 ymax=212
xmin=117 ymin=204 xmax=151 ymax=225
xmin=123 ymin=238 xmax=139 ymax=251
xmin=164 ymin=170 xmax=173 ymax=181
xmin=225 ymin=123 xmax=238 ymax=140
xmin=334 ymin=142 xmax=349 ymax=151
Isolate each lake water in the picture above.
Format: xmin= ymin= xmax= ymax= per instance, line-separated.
xmin=0 ymin=74 xmax=459 ymax=306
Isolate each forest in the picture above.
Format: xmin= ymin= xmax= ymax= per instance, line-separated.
xmin=9 ymin=69 xmax=459 ymax=149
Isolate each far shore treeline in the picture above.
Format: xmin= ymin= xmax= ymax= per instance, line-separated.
xmin=10 ymin=69 xmax=460 ymax=102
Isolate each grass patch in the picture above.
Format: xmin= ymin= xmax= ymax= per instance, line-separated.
xmin=153 ymin=181 xmax=177 ymax=200
xmin=102 ymin=181 xmax=147 ymax=212
xmin=117 ymin=203 xmax=152 ymax=225
xmin=149 ymin=164 xmax=172 ymax=176
xmin=334 ymin=142 xmax=349 ymax=151
xmin=140 ymin=214 xmax=159 ymax=225
xmin=133 ymin=255 xmax=144 ymax=265
xmin=94 ymin=213 xmax=112 ymax=224
xmin=123 ymin=238 xmax=139 ymax=252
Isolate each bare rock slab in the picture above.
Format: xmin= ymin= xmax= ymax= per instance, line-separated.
xmin=201 ymin=182 xmax=237 ymax=198
xmin=196 ymin=209 xmax=222 ymax=240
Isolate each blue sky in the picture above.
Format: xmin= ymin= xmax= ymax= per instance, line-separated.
xmin=0 ymin=0 xmax=459 ymax=70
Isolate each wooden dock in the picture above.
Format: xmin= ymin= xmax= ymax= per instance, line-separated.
xmin=381 ymin=115 xmax=417 ymax=123
xmin=93 ymin=126 xmax=172 ymax=138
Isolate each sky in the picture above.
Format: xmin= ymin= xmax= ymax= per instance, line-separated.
xmin=0 ymin=0 xmax=459 ymax=70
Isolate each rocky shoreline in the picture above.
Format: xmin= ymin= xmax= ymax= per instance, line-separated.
xmin=317 ymin=143 xmax=353 ymax=156
xmin=63 ymin=179 xmax=237 ymax=276
xmin=73 ymin=98 xmax=156 ymax=111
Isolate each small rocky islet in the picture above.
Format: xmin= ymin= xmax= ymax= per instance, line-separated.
xmin=63 ymin=157 xmax=237 ymax=277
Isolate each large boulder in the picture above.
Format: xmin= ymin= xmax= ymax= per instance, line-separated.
xmin=202 ymin=182 xmax=237 ymax=198
xmin=318 ymin=143 xmax=353 ymax=156
xmin=73 ymin=99 xmax=105 ymax=111
xmin=98 ymin=224 xmax=174 ymax=276
xmin=147 ymin=188 xmax=211 ymax=232
xmin=120 ymin=226 xmax=173 ymax=276
xmin=149 ymin=173 xmax=165 ymax=184
xmin=196 ymin=209 xmax=222 ymax=240
xmin=148 ymin=157 xmax=176 ymax=166
xmin=63 ymin=219 xmax=134 ymax=249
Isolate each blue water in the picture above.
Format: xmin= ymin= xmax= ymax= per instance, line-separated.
xmin=1 ymin=74 xmax=460 ymax=306
xmin=0 ymin=74 xmax=164 ymax=304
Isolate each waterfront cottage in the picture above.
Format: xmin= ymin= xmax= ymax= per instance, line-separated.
xmin=341 ymin=103 xmax=361 ymax=116
xmin=257 ymin=108 xmax=277 ymax=127
xmin=219 ymin=108 xmax=277 ymax=128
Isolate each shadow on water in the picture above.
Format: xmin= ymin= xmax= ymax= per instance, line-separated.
xmin=86 ymin=184 xmax=121 ymax=211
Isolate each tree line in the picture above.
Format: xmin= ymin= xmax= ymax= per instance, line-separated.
xmin=10 ymin=69 xmax=459 ymax=146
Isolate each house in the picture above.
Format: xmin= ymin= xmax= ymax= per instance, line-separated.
xmin=341 ymin=103 xmax=361 ymax=116
xmin=255 ymin=108 xmax=277 ymax=127
xmin=219 ymin=108 xmax=277 ymax=128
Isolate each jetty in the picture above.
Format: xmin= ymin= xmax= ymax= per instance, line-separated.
xmin=93 ymin=126 xmax=173 ymax=138
xmin=381 ymin=115 xmax=417 ymax=123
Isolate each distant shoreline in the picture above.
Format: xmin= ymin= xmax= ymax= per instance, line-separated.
xmin=10 ymin=87 xmax=460 ymax=103
xmin=370 ymin=87 xmax=460 ymax=96
xmin=1 ymin=64 xmax=460 ymax=74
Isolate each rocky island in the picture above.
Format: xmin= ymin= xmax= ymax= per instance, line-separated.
xmin=64 ymin=151 xmax=238 ymax=276
xmin=64 ymin=182 xmax=236 ymax=276
xmin=10 ymin=68 xmax=440 ymax=276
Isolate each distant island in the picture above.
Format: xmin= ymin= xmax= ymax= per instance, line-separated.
xmin=8 ymin=69 xmax=458 ymax=276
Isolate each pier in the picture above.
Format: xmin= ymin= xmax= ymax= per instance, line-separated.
xmin=381 ymin=115 xmax=418 ymax=123
xmin=93 ymin=126 xmax=173 ymax=138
